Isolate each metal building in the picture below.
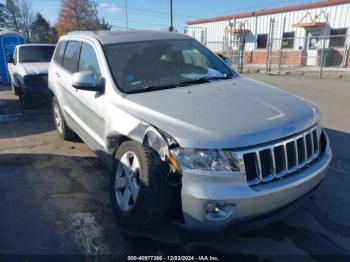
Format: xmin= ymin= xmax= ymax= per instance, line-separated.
xmin=186 ymin=0 xmax=350 ymax=69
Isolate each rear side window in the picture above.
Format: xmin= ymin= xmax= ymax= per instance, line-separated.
xmin=62 ymin=41 xmax=81 ymax=73
xmin=53 ymin=41 xmax=67 ymax=65
xmin=78 ymin=43 xmax=101 ymax=76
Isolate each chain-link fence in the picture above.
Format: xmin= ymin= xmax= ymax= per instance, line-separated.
xmin=204 ymin=34 xmax=350 ymax=78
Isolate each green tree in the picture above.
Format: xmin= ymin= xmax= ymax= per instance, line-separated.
xmin=98 ymin=17 xmax=111 ymax=30
xmin=31 ymin=13 xmax=52 ymax=43
xmin=50 ymin=26 xmax=58 ymax=43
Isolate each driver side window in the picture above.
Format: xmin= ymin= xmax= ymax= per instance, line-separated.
xmin=78 ymin=43 xmax=101 ymax=78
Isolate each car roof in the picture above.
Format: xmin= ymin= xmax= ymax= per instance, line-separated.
xmin=66 ymin=30 xmax=193 ymax=45
xmin=17 ymin=43 xmax=56 ymax=48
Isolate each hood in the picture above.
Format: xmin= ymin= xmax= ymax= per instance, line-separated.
xmin=21 ymin=62 xmax=50 ymax=75
xmin=123 ymin=77 xmax=319 ymax=149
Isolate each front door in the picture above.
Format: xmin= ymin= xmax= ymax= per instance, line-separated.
xmin=305 ymin=30 xmax=321 ymax=66
xmin=69 ymin=41 xmax=106 ymax=150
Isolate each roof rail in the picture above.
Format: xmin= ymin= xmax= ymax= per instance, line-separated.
xmin=67 ymin=31 xmax=97 ymax=37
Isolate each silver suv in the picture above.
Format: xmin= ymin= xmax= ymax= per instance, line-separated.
xmin=48 ymin=30 xmax=332 ymax=232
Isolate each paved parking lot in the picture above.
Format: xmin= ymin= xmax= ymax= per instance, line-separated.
xmin=0 ymin=74 xmax=349 ymax=259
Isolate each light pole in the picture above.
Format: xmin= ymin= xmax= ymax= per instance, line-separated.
xmin=125 ymin=0 xmax=129 ymax=29
xmin=169 ymin=0 xmax=174 ymax=32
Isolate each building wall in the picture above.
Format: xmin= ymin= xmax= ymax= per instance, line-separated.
xmin=187 ymin=2 xmax=350 ymax=53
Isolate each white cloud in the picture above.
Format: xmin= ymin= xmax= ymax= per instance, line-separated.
xmin=99 ymin=2 xmax=121 ymax=13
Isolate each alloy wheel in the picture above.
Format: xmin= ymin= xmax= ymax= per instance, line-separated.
xmin=115 ymin=151 xmax=141 ymax=212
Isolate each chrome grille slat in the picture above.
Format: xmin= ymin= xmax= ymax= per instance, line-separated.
xmin=270 ymin=148 xmax=276 ymax=178
xmin=256 ymin=152 xmax=263 ymax=181
xmin=303 ymin=134 xmax=308 ymax=163
xmin=310 ymin=131 xmax=315 ymax=156
xmin=240 ymin=127 xmax=320 ymax=186
xmin=283 ymin=143 xmax=288 ymax=174
xmin=294 ymin=140 xmax=299 ymax=168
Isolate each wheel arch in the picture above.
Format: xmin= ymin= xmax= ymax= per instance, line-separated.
xmin=107 ymin=124 xmax=179 ymax=162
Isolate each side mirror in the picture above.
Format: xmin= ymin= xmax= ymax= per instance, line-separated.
xmin=8 ymin=57 xmax=14 ymax=64
xmin=72 ymin=71 xmax=104 ymax=92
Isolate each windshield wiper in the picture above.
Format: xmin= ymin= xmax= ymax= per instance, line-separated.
xmin=136 ymin=83 xmax=179 ymax=93
xmin=179 ymin=75 xmax=231 ymax=86
xmin=127 ymin=75 xmax=232 ymax=93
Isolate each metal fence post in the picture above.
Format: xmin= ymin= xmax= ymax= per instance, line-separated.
xmin=278 ymin=17 xmax=286 ymax=75
xmin=319 ymin=13 xmax=329 ymax=79
xmin=266 ymin=18 xmax=275 ymax=74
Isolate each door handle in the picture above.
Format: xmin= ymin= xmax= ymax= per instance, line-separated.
xmin=56 ymin=72 xmax=60 ymax=78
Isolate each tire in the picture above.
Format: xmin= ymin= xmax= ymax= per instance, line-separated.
xmin=19 ymin=88 xmax=31 ymax=109
xmin=52 ymin=96 xmax=76 ymax=140
xmin=11 ymin=81 xmax=20 ymax=96
xmin=111 ymin=141 xmax=173 ymax=229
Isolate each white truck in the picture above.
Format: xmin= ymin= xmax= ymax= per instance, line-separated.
xmin=8 ymin=44 xmax=56 ymax=108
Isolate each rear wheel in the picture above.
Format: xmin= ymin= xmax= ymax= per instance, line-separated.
xmin=52 ymin=96 xmax=76 ymax=140
xmin=111 ymin=141 xmax=173 ymax=229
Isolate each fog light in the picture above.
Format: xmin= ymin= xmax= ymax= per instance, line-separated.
xmin=205 ymin=203 xmax=235 ymax=220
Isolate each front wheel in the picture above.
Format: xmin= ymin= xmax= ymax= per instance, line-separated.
xmin=19 ymin=89 xmax=31 ymax=109
xmin=111 ymin=141 xmax=173 ymax=229
xmin=52 ymin=96 xmax=76 ymax=140
xmin=11 ymin=81 xmax=20 ymax=96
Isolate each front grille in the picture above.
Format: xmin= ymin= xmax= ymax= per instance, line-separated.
xmin=241 ymin=127 xmax=320 ymax=186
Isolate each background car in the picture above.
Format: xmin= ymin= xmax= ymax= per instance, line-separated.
xmin=7 ymin=44 xmax=56 ymax=109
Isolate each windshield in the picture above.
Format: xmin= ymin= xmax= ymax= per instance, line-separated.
xmin=104 ymin=39 xmax=237 ymax=93
xmin=19 ymin=46 xmax=55 ymax=63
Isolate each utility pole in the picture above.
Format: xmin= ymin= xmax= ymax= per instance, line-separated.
xmin=125 ymin=0 xmax=129 ymax=29
xmin=169 ymin=0 xmax=174 ymax=32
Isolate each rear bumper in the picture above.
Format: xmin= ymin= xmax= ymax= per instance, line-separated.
xmin=180 ymin=132 xmax=332 ymax=232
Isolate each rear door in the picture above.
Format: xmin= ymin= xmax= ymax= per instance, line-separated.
xmin=52 ymin=41 xmax=81 ymax=124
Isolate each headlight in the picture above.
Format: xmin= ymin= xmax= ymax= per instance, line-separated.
xmin=170 ymin=148 xmax=240 ymax=172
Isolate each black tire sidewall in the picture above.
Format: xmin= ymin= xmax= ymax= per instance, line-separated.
xmin=111 ymin=141 xmax=172 ymax=228
xmin=19 ymin=88 xmax=30 ymax=109
xmin=52 ymin=96 xmax=62 ymax=137
xmin=52 ymin=96 xmax=76 ymax=141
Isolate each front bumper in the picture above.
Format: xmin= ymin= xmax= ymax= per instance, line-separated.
xmin=22 ymin=83 xmax=50 ymax=98
xmin=180 ymin=132 xmax=332 ymax=232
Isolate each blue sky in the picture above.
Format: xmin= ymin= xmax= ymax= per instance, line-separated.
xmin=21 ymin=0 xmax=318 ymax=32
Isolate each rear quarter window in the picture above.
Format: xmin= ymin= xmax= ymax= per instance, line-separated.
xmin=53 ymin=41 xmax=67 ymax=66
